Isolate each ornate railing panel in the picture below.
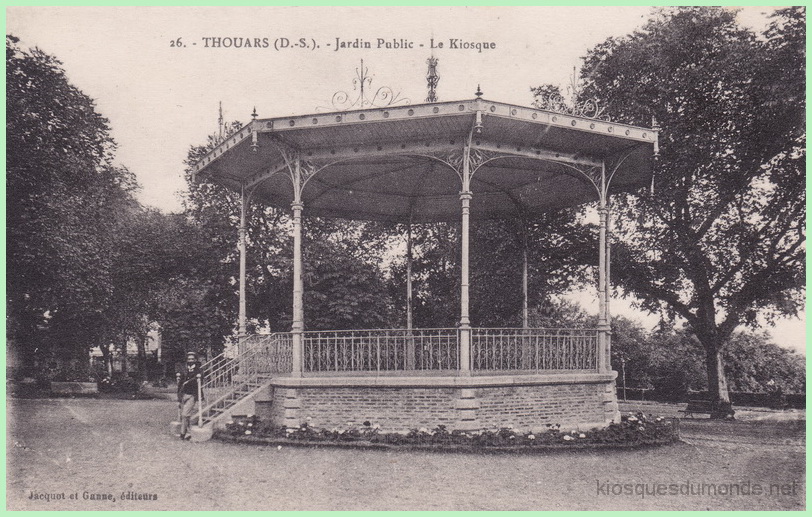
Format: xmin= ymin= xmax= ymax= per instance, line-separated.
xmin=303 ymin=328 xmax=459 ymax=373
xmin=471 ymin=328 xmax=598 ymax=371
xmin=199 ymin=328 xmax=598 ymax=382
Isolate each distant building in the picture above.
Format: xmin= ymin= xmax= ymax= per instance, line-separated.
xmin=90 ymin=325 xmax=162 ymax=377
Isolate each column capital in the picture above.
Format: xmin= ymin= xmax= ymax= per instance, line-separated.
xmin=459 ymin=191 xmax=473 ymax=201
xmin=291 ymin=201 xmax=304 ymax=211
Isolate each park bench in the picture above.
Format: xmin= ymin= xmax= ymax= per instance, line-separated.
xmin=679 ymin=399 xmax=714 ymax=418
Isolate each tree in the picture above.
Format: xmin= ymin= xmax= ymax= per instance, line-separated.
xmin=469 ymin=215 xmax=594 ymax=327
xmin=6 ymin=35 xmax=138 ymax=372
xmin=99 ymin=205 xmax=232 ymax=377
xmin=567 ymin=7 xmax=805 ymax=416
xmin=301 ymin=218 xmax=396 ymax=330
xmin=723 ymin=331 xmax=805 ymax=393
xmin=388 ymin=222 xmax=461 ymax=328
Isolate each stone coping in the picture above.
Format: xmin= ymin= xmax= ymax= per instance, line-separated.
xmin=269 ymin=371 xmax=617 ymax=389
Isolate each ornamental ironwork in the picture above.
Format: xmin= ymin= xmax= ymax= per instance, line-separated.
xmin=319 ymin=59 xmax=410 ymax=112
xmin=534 ymin=68 xmax=611 ymax=122
xmin=535 ymin=93 xmax=609 ymax=121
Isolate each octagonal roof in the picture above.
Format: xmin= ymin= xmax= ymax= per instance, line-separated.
xmin=193 ymin=98 xmax=657 ymax=222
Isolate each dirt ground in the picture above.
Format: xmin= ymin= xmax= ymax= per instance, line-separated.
xmin=6 ymin=397 xmax=805 ymax=510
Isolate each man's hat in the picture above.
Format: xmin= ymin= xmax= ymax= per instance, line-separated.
xmin=186 ymin=351 xmax=198 ymax=361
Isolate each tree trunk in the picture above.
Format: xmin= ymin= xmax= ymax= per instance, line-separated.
xmin=703 ymin=341 xmax=735 ymax=419
xmin=120 ymin=340 xmax=128 ymax=377
xmin=137 ymin=334 xmax=148 ymax=383
xmin=99 ymin=343 xmax=112 ymax=378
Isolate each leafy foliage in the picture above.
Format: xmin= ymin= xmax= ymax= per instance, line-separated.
xmin=611 ymin=315 xmax=805 ymax=398
xmin=7 ymin=35 xmax=137 ymax=366
xmin=7 ymin=35 xmax=236 ymax=374
xmin=722 ymin=331 xmax=805 ymax=393
xmin=105 ymin=207 xmax=233 ymax=365
xmin=386 ymin=214 xmax=593 ymax=329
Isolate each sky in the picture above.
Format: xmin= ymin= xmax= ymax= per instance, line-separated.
xmin=7 ymin=6 xmax=805 ymax=354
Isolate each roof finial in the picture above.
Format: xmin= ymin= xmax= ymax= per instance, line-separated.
xmin=475 ymin=84 xmax=483 ymax=98
xmin=218 ymin=101 xmax=224 ymax=142
xmin=251 ymin=106 xmax=258 ymax=120
xmin=426 ymin=56 xmax=439 ymax=103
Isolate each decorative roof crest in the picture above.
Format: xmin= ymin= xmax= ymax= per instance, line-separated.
xmin=318 ymin=60 xmax=410 ymax=112
xmin=534 ymin=67 xmax=610 ymax=121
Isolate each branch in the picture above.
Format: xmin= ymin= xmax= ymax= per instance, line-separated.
xmin=694 ymin=158 xmax=768 ymax=240
xmin=709 ymin=218 xmax=786 ymax=295
xmin=720 ymin=248 xmax=804 ymax=335
xmin=624 ymin=276 xmax=698 ymax=327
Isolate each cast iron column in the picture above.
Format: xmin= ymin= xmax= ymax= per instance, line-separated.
xmin=238 ymin=184 xmax=248 ymax=349
xmin=406 ymin=216 xmax=413 ymax=331
xmin=291 ymin=200 xmax=304 ymax=376
xmin=290 ymin=156 xmax=305 ymax=377
xmin=459 ymin=141 xmax=472 ymax=374
xmin=522 ymin=226 xmax=529 ymax=329
xmin=597 ymin=162 xmax=609 ymax=372
xmin=405 ymin=215 xmax=416 ymax=370
xmin=604 ymin=200 xmax=613 ymax=372
xmin=459 ymin=191 xmax=472 ymax=374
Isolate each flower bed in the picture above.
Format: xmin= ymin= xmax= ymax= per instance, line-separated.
xmin=214 ymin=412 xmax=680 ymax=452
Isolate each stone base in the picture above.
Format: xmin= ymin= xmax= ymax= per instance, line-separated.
xmin=189 ymin=426 xmax=214 ymax=442
xmin=263 ymin=372 xmax=619 ymax=433
xmin=603 ymin=379 xmax=622 ymax=423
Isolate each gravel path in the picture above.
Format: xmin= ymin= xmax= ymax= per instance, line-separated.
xmin=7 ymin=397 xmax=805 ymax=510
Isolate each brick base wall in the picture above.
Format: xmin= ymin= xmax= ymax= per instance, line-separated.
xmin=475 ymin=384 xmax=604 ymax=430
xmin=263 ymin=373 xmax=618 ymax=433
xmin=293 ymin=387 xmax=458 ymax=430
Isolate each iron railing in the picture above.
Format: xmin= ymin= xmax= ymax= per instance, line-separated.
xmin=303 ymin=328 xmax=459 ymax=373
xmin=198 ymin=327 xmax=599 ymax=382
xmin=471 ymin=328 xmax=598 ymax=371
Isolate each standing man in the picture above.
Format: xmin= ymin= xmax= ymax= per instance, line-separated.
xmin=176 ymin=351 xmax=203 ymax=440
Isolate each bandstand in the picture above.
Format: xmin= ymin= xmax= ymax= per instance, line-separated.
xmin=191 ymin=78 xmax=658 ymax=433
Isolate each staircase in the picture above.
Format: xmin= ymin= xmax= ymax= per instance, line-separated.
xmin=195 ymin=333 xmax=292 ymax=431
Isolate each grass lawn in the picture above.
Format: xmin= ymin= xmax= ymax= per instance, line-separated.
xmin=6 ymin=397 xmax=805 ymax=510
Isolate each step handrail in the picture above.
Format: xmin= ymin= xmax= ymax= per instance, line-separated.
xmin=198 ymin=346 xmax=277 ymax=423
xmin=199 ymin=334 xmax=279 ymax=393
xmin=196 ymin=333 xmax=292 ymax=425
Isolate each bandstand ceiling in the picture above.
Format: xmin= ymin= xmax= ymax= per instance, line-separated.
xmin=193 ymin=99 xmax=658 ymax=223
